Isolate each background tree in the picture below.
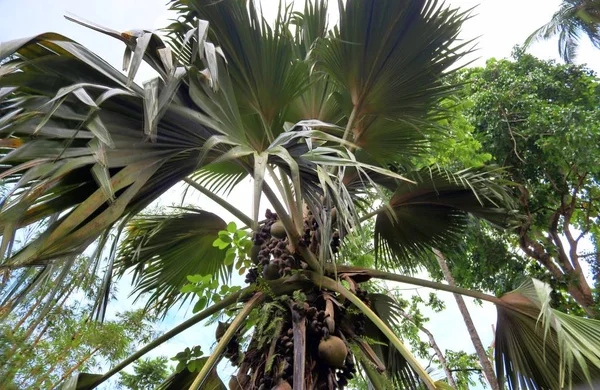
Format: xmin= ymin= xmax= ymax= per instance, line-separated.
xmin=524 ymin=0 xmax=600 ymax=63
xmin=450 ymin=49 xmax=600 ymax=316
xmin=0 ymin=259 xmax=158 ymax=388
xmin=118 ymin=356 xmax=171 ymax=390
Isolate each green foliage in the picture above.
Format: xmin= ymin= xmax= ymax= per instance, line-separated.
xmin=181 ymin=274 xmax=241 ymax=313
xmin=118 ymin=357 xmax=170 ymax=390
xmin=0 ymin=301 xmax=156 ymax=389
xmin=452 ymin=49 xmax=600 ymax=314
xmin=116 ymin=208 xmax=230 ymax=315
xmin=428 ymin=98 xmax=492 ymax=170
xmin=171 ymin=346 xmax=204 ymax=373
xmin=211 ymin=221 xmax=253 ymax=276
xmin=444 ymin=350 xmax=486 ymax=390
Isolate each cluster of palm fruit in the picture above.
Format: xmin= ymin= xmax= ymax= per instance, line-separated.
xmin=249 ymin=209 xmax=304 ymax=282
xmin=226 ymin=209 xmax=363 ymax=389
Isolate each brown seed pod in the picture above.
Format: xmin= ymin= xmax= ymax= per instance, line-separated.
xmin=318 ymin=336 xmax=348 ymax=368
xmin=263 ymin=263 xmax=281 ymax=280
xmin=270 ymin=221 xmax=287 ymax=239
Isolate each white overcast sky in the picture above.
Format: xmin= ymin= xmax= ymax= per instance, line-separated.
xmin=1 ymin=0 xmax=598 ymax=389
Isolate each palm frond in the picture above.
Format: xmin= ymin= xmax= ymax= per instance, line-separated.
xmin=59 ymin=372 xmax=103 ymax=390
xmin=170 ymin=0 xmax=311 ymax=150
xmin=365 ymin=293 xmax=424 ymax=389
xmin=317 ymin=0 xmax=473 ymax=157
xmin=0 ymin=31 xmax=223 ymax=270
xmin=115 ymin=209 xmax=229 ymax=315
xmin=523 ymin=2 xmax=597 ymax=63
xmin=495 ymin=279 xmax=600 ymax=389
xmin=374 ymin=166 xmax=515 ymax=271
xmin=188 ymin=161 xmax=249 ymax=197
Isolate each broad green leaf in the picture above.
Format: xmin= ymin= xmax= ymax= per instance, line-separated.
xmin=193 ymin=296 xmax=208 ymax=313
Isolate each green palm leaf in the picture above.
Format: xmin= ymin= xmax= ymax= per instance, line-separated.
xmin=495 ymin=279 xmax=600 ymax=389
xmin=374 ymin=166 xmax=515 ymax=271
xmin=0 ymin=31 xmax=220 ymax=269
xmin=366 ymin=293 xmax=423 ymax=389
xmin=524 ymin=0 xmax=600 ymax=63
xmin=171 ymin=0 xmax=311 ymax=150
xmin=115 ymin=209 xmax=229 ymax=315
xmin=317 ymin=0 xmax=473 ymax=165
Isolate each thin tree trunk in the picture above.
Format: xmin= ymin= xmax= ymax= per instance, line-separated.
xmin=433 ymin=249 xmax=500 ymax=390
xmin=11 ymin=293 xmax=44 ymax=333
xmin=34 ymin=347 xmax=72 ymax=388
xmin=49 ymin=346 xmax=101 ymax=389
xmin=398 ymin=311 xmax=457 ymax=388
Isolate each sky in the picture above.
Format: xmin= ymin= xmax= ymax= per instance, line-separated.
xmin=1 ymin=0 xmax=598 ymax=389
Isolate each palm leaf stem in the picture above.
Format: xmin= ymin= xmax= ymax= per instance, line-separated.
xmin=359 ymin=206 xmax=385 ymax=223
xmin=307 ymin=272 xmax=437 ymax=390
xmin=89 ymin=287 xmax=252 ymax=389
xmin=277 ymin=166 xmax=303 ymax=232
xmin=339 ymin=266 xmax=505 ymax=307
xmin=189 ymin=292 xmax=265 ymax=390
xmin=183 ymin=178 xmax=253 ymax=227
xmin=266 ymin=165 xmax=295 ymax=223
xmin=342 ymin=105 xmax=359 ymax=142
xmin=362 ymin=362 xmax=386 ymax=390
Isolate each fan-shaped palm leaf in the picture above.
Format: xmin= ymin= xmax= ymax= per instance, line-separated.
xmin=366 ymin=293 xmax=424 ymax=389
xmin=115 ymin=209 xmax=229 ymax=315
xmin=374 ymin=166 xmax=515 ymax=271
xmin=317 ymin=0 xmax=473 ymax=165
xmin=0 ymin=31 xmax=221 ymax=270
xmin=170 ymin=0 xmax=311 ymax=151
xmin=495 ymin=279 xmax=600 ymax=389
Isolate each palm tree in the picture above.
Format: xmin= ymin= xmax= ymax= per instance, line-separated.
xmin=525 ymin=0 xmax=600 ymax=63
xmin=1 ymin=0 xmax=600 ymax=389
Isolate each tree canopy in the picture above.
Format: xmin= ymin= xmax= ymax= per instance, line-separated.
xmin=449 ymin=49 xmax=600 ymax=316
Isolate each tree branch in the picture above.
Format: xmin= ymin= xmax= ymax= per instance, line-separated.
xmin=398 ymin=310 xmax=457 ymax=388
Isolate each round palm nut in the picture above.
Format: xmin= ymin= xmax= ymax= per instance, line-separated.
xmin=263 ymin=263 xmax=281 ymax=280
xmin=318 ymin=336 xmax=348 ymax=368
xmin=270 ymin=221 xmax=287 ymax=239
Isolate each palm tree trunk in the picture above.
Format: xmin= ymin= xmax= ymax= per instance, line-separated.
xmin=398 ymin=311 xmax=457 ymax=388
xmin=433 ymin=249 xmax=500 ymax=390
xmin=49 ymin=346 xmax=101 ymax=389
